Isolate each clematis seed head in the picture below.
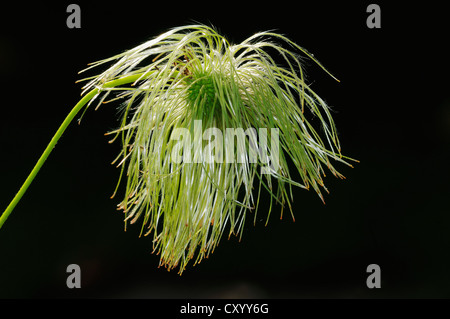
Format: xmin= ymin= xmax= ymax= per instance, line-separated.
xmin=73 ymin=24 xmax=357 ymax=274
xmin=1 ymin=25 xmax=357 ymax=271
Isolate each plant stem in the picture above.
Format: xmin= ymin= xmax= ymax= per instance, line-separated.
xmin=0 ymin=74 xmax=143 ymax=229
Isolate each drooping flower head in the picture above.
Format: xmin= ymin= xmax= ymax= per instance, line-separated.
xmin=78 ymin=25 xmax=355 ymax=274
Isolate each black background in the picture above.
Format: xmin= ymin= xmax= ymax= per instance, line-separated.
xmin=0 ymin=1 xmax=449 ymax=299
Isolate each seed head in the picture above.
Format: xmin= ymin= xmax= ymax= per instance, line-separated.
xmin=77 ymin=25 xmax=356 ymax=274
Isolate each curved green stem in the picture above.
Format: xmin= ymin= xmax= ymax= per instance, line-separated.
xmin=0 ymin=74 xmax=143 ymax=229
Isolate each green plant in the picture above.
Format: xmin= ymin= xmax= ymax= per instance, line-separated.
xmin=1 ymin=25 xmax=356 ymax=274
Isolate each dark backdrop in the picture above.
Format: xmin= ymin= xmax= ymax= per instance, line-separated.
xmin=0 ymin=1 xmax=449 ymax=298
